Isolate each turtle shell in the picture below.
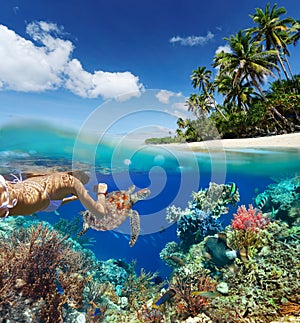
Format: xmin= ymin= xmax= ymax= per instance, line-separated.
xmin=105 ymin=191 xmax=133 ymax=212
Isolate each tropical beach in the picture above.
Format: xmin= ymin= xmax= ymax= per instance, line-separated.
xmin=165 ymin=133 xmax=300 ymax=151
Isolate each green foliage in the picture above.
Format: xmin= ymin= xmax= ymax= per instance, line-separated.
xmin=144 ymin=136 xmax=183 ymax=144
xmin=176 ymin=4 xmax=299 ymax=140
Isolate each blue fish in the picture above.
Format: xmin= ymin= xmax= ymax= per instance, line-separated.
xmin=153 ymin=289 xmax=176 ymax=307
xmin=54 ymin=278 xmax=64 ymax=295
xmin=93 ymin=307 xmax=102 ymax=316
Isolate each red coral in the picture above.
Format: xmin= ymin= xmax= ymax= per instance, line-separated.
xmin=231 ymin=204 xmax=270 ymax=231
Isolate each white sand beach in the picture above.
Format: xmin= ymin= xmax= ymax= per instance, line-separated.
xmin=162 ymin=133 xmax=300 ymax=151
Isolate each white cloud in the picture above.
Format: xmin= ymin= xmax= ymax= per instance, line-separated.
xmin=215 ymin=44 xmax=232 ymax=54
xmin=169 ymin=32 xmax=214 ymax=46
xmin=0 ymin=21 xmax=143 ymax=99
xmin=156 ymin=90 xmax=182 ymax=104
xmin=172 ymin=101 xmax=186 ymax=111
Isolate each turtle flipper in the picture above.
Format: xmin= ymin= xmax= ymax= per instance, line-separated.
xmin=78 ymin=210 xmax=91 ymax=236
xmin=129 ymin=210 xmax=140 ymax=247
xmin=78 ymin=223 xmax=89 ymax=236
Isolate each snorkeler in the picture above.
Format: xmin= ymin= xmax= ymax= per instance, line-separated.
xmin=0 ymin=172 xmax=107 ymax=218
xmin=0 ymin=172 xmax=150 ymax=246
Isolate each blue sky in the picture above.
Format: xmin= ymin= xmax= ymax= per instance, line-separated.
xmin=0 ymin=0 xmax=299 ymax=132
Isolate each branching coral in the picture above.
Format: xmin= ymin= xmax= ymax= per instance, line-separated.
xmin=231 ymin=204 xmax=270 ymax=231
xmin=166 ymin=182 xmax=240 ymax=252
xmin=121 ymin=267 xmax=164 ymax=312
xmin=177 ymin=208 xmax=223 ymax=252
xmin=169 ymin=272 xmax=217 ymax=320
xmin=228 ymin=204 xmax=271 ymax=255
xmin=0 ymin=223 xmax=92 ymax=322
xmin=191 ymin=182 xmax=240 ymax=219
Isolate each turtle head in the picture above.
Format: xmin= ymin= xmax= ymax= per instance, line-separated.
xmin=136 ymin=188 xmax=151 ymax=200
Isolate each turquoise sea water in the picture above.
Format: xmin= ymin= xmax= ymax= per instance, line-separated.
xmin=1 ymin=121 xmax=299 ymax=278
xmin=0 ymin=122 xmax=300 ymax=322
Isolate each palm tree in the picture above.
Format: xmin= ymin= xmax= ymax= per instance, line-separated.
xmin=185 ymin=93 xmax=210 ymax=118
xmin=290 ymin=20 xmax=300 ymax=45
xmin=213 ymin=30 xmax=289 ymax=125
xmin=214 ymin=72 xmax=254 ymax=113
xmin=247 ymin=3 xmax=295 ymax=80
xmin=190 ymin=67 xmax=227 ymax=120
xmin=214 ymin=31 xmax=278 ymax=94
xmin=191 ymin=66 xmax=212 ymax=93
xmin=176 ymin=117 xmax=186 ymax=130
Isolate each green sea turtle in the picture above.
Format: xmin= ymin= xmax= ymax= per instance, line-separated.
xmin=78 ymin=185 xmax=151 ymax=247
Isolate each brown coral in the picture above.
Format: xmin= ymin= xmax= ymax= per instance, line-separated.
xmin=170 ymin=272 xmax=217 ymax=320
xmin=0 ymin=223 xmax=91 ymax=322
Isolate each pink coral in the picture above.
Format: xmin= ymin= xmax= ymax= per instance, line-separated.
xmin=231 ymin=204 xmax=270 ymax=231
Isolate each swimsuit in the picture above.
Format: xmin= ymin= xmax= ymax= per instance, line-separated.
xmin=42 ymin=199 xmax=62 ymax=212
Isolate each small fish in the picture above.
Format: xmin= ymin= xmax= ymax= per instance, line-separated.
xmin=153 ymin=289 xmax=176 ymax=308
xmin=111 ymin=231 xmax=120 ymax=239
xmin=227 ymin=182 xmax=237 ymax=198
xmin=164 ymin=255 xmax=185 ymax=266
xmin=93 ymin=307 xmax=102 ymax=317
xmin=192 ymin=291 xmax=220 ymax=299
xmin=255 ymin=195 xmax=269 ymax=211
xmin=54 ymin=278 xmax=64 ymax=295
xmin=90 ymin=301 xmax=102 ymax=317
xmin=237 ymin=247 xmax=249 ymax=263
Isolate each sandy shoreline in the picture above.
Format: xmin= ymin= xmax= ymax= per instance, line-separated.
xmin=160 ymin=133 xmax=300 ymax=151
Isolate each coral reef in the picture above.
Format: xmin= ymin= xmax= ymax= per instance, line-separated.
xmin=208 ymin=221 xmax=300 ymax=322
xmin=169 ymin=271 xmax=217 ymax=320
xmin=231 ymin=204 xmax=270 ymax=231
xmin=159 ymin=176 xmax=299 ymax=323
xmin=0 ymin=175 xmax=299 ymax=322
xmin=255 ymin=175 xmax=300 ymax=225
xmin=170 ymin=220 xmax=300 ymax=323
xmin=165 ymin=182 xmax=238 ymax=252
xmin=0 ymin=223 xmax=94 ymax=322
xmin=191 ymin=182 xmax=240 ymax=219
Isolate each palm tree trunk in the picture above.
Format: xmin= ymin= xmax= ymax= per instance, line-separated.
xmin=270 ymin=39 xmax=290 ymax=80
xmin=208 ymin=93 xmax=228 ymax=121
xmin=276 ymin=50 xmax=290 ymax=80
xmin=283 ymin=54 xmax=294 ymax=81
xmin=255 ymin=82 xmax=292 ymax=129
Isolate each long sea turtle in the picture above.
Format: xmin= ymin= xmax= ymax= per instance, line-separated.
xmin=78 ymin=185 xmax=151 ymax=247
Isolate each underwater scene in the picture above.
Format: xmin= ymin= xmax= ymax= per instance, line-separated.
xmin=0 ymin=121 xmax=299 ymax=323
